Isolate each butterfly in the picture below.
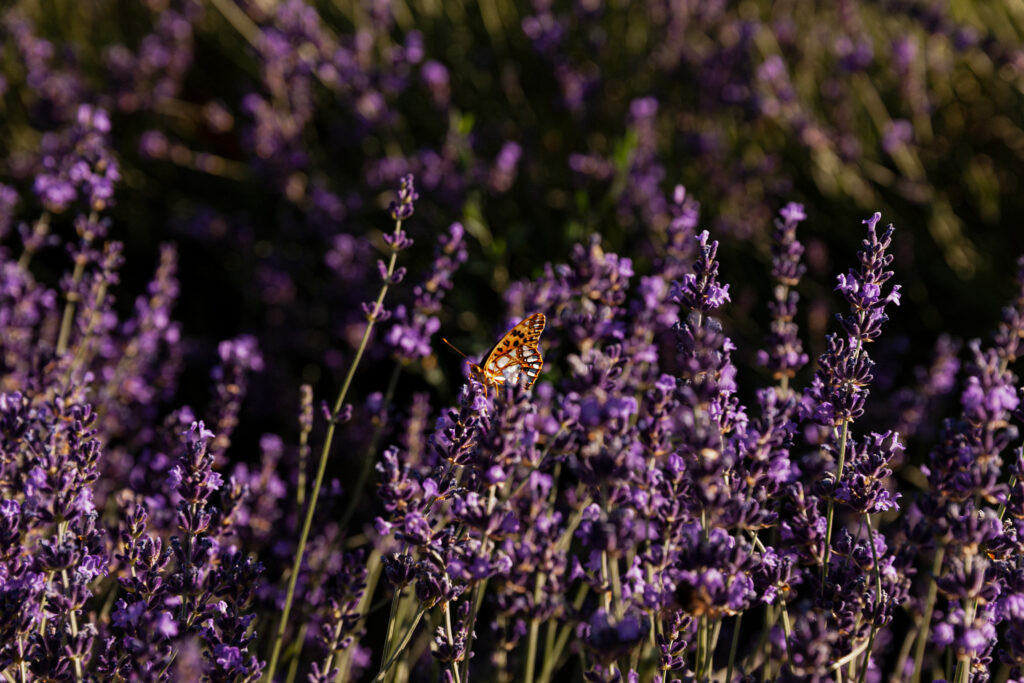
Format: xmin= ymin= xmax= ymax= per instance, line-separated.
xmin=443 ymin=313 xmax=546 ymax=393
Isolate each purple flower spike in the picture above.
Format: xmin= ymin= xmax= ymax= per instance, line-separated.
xmin=362 ymin=300 xmax=392 ymax=323
xmin=831 ymin=431 xmax=904 ymax=514
xmin=389 ymin=173 xmax=418 ymax=221
xmin=671 ymin=231 xmax=731 ymax=314
xmin=33 ymin=104 xmax=120 ymax=213
xmin=834 ymin=213 xmax=901 ymax=345
xmin=0 ymin=183 xmax=17 ymax=241
xmin=386 ymin=222 xmax=468 ymax=363
xmin=489 ymin=141 xmax=523 ymax=194
xmin=759 ymin=202 xmax=809 ymax=383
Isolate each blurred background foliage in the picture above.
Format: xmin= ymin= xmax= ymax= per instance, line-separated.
xmin=3 ymin=0 xmax=1024 ymax=458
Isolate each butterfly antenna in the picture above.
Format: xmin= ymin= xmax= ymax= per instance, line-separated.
xmin=441 ymin=337 xmax=470 ymax=359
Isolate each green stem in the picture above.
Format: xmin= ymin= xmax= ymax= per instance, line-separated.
xmin=296 ymin=390 xmax=312 ymax=512
xmin=557 ymin=498 xmax=591 ymax=552
xmin=893 ymin=623 xmax=918 ymax=683
xmin=524 ymin=574 xmax=545 ymax=683
xmin=459 ymin=484 xmax=500 ymax=683
xmin=444 ymin=603 xmax=462 ymax=683
xmin=953 ymin=634 xmax=968 ymax=682
xmin=698 ymin=506 xmax=710 ymax=675
xmin=386 ymin=593 xmax=417 ymax=683
xmin=708 ymin=618 xmax=722 ymax=679
xmin=726 ymin=612 xmax=743 ymax=683
xmin=822 ymin=336 xmax=864 ymax=587
xmin=283 ymin=621 xmax=309 ymax=683
xmin=696 ymin=614 xmax=707 ymax=680
xmin=56 ymin=212 xmax=99 ymax=357
xmin=912 ymin=545 xmax=944 ymax=683
xmin=264 ymin=218 xmax=407 ymax=683
xmin=17 ymin=635 xmax=27 ymax=683
xmin=37 ymin=571 xmax=53 ymax=635
xmin=60 ymin=568 xmax=83 ymax=683
xmin=373 ymin=607 xmax=427 ymax=682
xmin=56 ymin=257 xmax=87 ymax=357
xmin=760 ymin=605 xmax=771 ymax=683
xmin=998 ymin=474 xmax=1017 ymax=520
xmin=858 ymin=513 xmax=884 ymax=683
xmin=543 ymin=619 xmax=557 ymax=679
xmin=857 ymin=627 xmax=878 ymax=683
xmin=65 ymin=280 xmax=110 ymax=383
xmin=829 ymin=637 xmax=872 ymax=675
xmin=780 ymin=603 xmax=792 ymax=662
xmin=538 ymin=584 xmax=590 ymax=683
xmin=338 ymin=361 xmax=403 ymax=532
xmin=336 ymin=550 xmax=382 ymax=681
xmin=600 ymin=550 xmax=612 ymax=613
xmin=822 ymin=418 xmax=851 ymax=584
xmin=156 ymin=650 xmax=180 ymax=680
xmin=460 ymin=577 xmax=489 ymax=682
xmin=323 ymin=621 xmax=351 ymax=680
xmin=17 ymin=213 xmax=50 ymax=271
xmin=609 ymin=554 xmax=624 ymax=620
xmin=207 ymin=0 xmax=261 ymax=46
xmin=494 ymin=615 xmax=510 ymax=683
xmin=379 ymin=588 xmax=404 ymax=670
xmin=178 ymin=503 xmax=207 ymax=631
xmin=629 ymin=637 xmax=642 ymax=678
xmin=38 ymin=519 xmax=84 ymax=683
xmin=956 ymin=553 xmax=979 ymax=683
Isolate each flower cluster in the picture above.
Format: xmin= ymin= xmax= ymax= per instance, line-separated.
xmin=386 ymin=222 xmax=468 ymax=364
xmin=34 ymin=105 xmax=120 ymax=214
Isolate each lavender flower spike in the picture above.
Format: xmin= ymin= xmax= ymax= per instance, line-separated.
xmin=671 ymin=230 xmax=731 ymax=314
xmin=389 ymin=173 xmax=419 ymax=221
xmin=835 ymin=213 xmax=902 ymax=345
xmin=759 ymin=202 xmax=809 ymax=385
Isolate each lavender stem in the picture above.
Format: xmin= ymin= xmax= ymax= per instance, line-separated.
xmin=264 ymin=215 xmax=408 ymax=683
xmin=372 ymin=606 xmax=427 ymax=682
xmin=911 ymin=545 xmax=944 ymax=683
xmin=338 ymin=361 xmax=403 ymax=533
xmin=858 ymin=513 xmax=883 ymax=683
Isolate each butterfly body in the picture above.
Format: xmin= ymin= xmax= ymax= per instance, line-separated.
xmin=467 ymin=313 xmax=546 ymax=391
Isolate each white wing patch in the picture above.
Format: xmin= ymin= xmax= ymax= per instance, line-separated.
xmin=502 ymin=364 xmax=522 ymax=384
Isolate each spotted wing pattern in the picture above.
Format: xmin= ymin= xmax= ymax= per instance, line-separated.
xmin=479 ymin=313 xmax=545 ymax=389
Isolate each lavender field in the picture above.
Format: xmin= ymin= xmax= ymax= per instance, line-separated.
xmin=3 ymin=1 xmax=1024 ymax=681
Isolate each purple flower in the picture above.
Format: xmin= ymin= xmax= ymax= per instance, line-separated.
xmin=208 ymin=335 xmax=264 ymax=459
xmin=834 ymin=213 xmax=901 ymax=344
xmin=831 ymin=431 xmax=903 ymax=514
xmin=33 ymin=104 xmax=120 ymax=213
xmin=882 ymin=119 xmax=914 ymax=154
xmin=386 ymin=222 xmax=467 ymax=363
xmin=388 ymin=173 xmax=418 ymax=221
xmin=489 ymin=141 xmax=523 ymax=193
xmin=671 ymin=231 xmax=731 ymax=314
xmin=759 ymin=202 xmax=809 ymax=383
xmin=0 ymin=184 xmax=17 ymax=241
xmin=421 ymin=59 xmax=450 ymax=108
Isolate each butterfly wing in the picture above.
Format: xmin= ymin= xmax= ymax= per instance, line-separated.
xmin=480 ymin=313 xmax=546 ymax=389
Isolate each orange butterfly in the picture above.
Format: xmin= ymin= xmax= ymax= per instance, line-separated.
xmin=443 ymin=313 xmax=546 ymax=392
